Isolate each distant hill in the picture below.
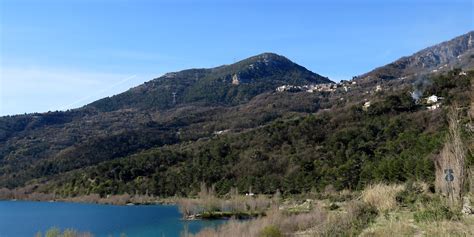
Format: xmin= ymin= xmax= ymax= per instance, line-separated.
xmin=88 ymin=53 xmax=332 ymax=112
xmin=358 ymin=31 xmax=474 ymax=81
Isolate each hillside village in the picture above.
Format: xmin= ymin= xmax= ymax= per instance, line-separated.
xmin=275 ymin=80 xmax=356 ymax=93
xmin=273 ymin=70 xmax=471 ymax=112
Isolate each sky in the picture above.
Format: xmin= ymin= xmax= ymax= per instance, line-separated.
xmin=0 ymin=0 xmax=472 ymax=116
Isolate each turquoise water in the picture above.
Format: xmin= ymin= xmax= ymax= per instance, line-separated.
xmin=0 ymin=201 xmax=224 ymax=237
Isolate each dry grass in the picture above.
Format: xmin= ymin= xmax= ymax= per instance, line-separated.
xmin=359 ymin=211 xmax=418 ymax=237
xmin=35 ymin=227 xmax=93 ymax=237
xmin=0 ymin=186 xmax=56 ymax=201
xmin=177 ymin=185 xmax=274 ymax=218
xmin=422 ymin=219 xmax=474 ymax=237
xmin=0 ymin=186 xmax=161 ymax=206
xmin=190 ymin=200 xmax=377 ymax=237
xmin=359 ymin=199 xmax=474 ymax=237
xmin=191 ymin=205 xmax=327 ymax=237
xmin=361 ymin=183 xmax=404 ymax=212
xmin=61 ymin=193 xmax=158 ymax=205
xmin=360 ymin=219 xmax=417 ymax=237
xmin=362 ymin=216 xmax=474 ymax=237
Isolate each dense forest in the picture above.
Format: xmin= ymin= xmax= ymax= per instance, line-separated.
xmin=0 ymin=38 xmax=472 ymax=199
xmin=33 ymin=70 xmax=472 ymax=197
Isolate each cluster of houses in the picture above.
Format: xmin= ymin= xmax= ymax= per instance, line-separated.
xmin=362 ymin=94 xmax=443 ymax=112
xmin=275 ymin=80 xmax=358 ymax=93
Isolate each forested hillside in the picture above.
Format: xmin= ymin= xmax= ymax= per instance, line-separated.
xmin=36 ymin=70 xmax=473 ymax=197
xmin=0 ymin=32 xmax=473 ymax=199
xmin=89 ymin=53 xmax=331 ymax=112
xmin=0 ymin=53 xmax=331 ymax=188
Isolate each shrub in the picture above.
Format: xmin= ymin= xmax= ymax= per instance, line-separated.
xmin=259 ymin=225 xmax=282 ymax=237
xmin=413 ymin=205 xmax=461 ymax=222
xmin=328 ymin=203 xmax=340 ymax=210
xmin=414 ymin=198 xmax=461 ymax=222
xmin=361 ymin=183 xmax=404 ymax=212
xmin=36 ymin=228 xmax=93 ymax=237
xmin=319 ymin=201 xmax=378 ymax=236
xmin=360 ymin=219 xmax=418 ymax=237
xmin=395 ymin=181 xmax=430 ymax=209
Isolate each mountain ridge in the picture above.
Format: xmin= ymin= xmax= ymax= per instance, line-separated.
xmin=87 ymin=52 xmax=332 ymax=112
xmin=0 ymin=32 xmax=472 ymax=197
xmin=358 ymin=31 xmax=474 ymax=81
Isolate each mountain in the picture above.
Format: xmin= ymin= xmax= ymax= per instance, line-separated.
xmin=32 ymin=70 xmax=474 ymax=197
xmin=358 ymin=31 xmax=474 ymax=81
xmin=88 ymin=53 xmax=332 ymax=112
xmin=0 ymin=35 xmax=472 ymax=197
xmin=0 ymin=53 xmax=331 ymax=188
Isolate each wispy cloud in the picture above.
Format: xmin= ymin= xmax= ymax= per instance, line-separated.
xmin=57 ymin=74 xmax=137 ymax=111
xmin=0 ymin=66 xmax=149 ymax=115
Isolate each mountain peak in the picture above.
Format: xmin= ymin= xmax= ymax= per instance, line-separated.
xmin=253 ymin=52 xmax=289 ymax=61
xmin=235 ymin=52 xmax=291 ymax=66
xmin=212 ymin=52 xmax=331 ymax=86
xmin=88 ymin=53 xmax=332 ymax=112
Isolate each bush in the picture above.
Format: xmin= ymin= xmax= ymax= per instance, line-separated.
xmin=259 ymin=225 xmax=282 ymax=237
xmin=361 ymin=183 xmax=404 ymax=212
xmin=414 ymin=198 xmax=461 ymax=222
xmin=328 ymin=203 xmax=340 ymax=210
xmin=395 ymin=181 xmax=430 ymax=209
xmin=319 ymin=201 xmax=378 ymax=236
xmin=36 ymin=228 xmax=93 ymax=237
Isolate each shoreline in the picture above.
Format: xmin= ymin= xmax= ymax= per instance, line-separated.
xmin=0 ymin=186 xmax=273 ymax=221
xmin=182 ymin=211 xmax=264 ymax=220
xmin=0 ymin=192 xmax=178 ymax=206
xmin=0 ymin=197 xmax=262 ymax=221
xmin=0 ymin=198 xmax=174 ymax=206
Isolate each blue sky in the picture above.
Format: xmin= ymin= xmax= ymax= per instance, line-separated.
xmin=0 ymin=0 xmax=472 ymax=115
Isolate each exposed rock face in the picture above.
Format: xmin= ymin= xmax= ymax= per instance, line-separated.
xmin=232 ymin=74 xmax=240 ymax=85
xmin=359 ymin=31 xmax=474 ymax=81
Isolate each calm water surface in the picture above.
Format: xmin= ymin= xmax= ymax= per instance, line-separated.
xmin=0 ymin=201 xmax=224 ymax=237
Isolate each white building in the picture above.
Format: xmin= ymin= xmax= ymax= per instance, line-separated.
xmin=426 ymin=95 xmax=439 ymax=104
xmin=428 ymin=103 xmax=441 ymax=111
xmin=363 ymin=101 xmax=371 ymax=110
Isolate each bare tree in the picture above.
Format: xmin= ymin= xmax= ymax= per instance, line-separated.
xmin=435 ymin=106 xmax=466 ymax=207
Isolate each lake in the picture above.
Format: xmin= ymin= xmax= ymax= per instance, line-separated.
xmin=0 ymin=201 xmax=224 ymax=237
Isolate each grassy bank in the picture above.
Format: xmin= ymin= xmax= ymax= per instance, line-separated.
xmin=180 ymin=182 xmax=473 ymax=236
xmin=31 ymin=182 xmax=474 ymax=236
xmin=177 ymin=184 xmax=276 ymax=220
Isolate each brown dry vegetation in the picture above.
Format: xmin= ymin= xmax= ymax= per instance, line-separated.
xmin=177 ymin=184 xmax=275 ymax=219
xmin=35 ymin=227 xmax=93 ymax=237
xmin=361 ymin=183 xmax=405 ymax=212
xmin=0 ymin=187 xmax=162 ymax=205
xmin=187 ymin=182 xmax=473 ymax=236
xmin=189 ymin=201 xmax=376 ymax=237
